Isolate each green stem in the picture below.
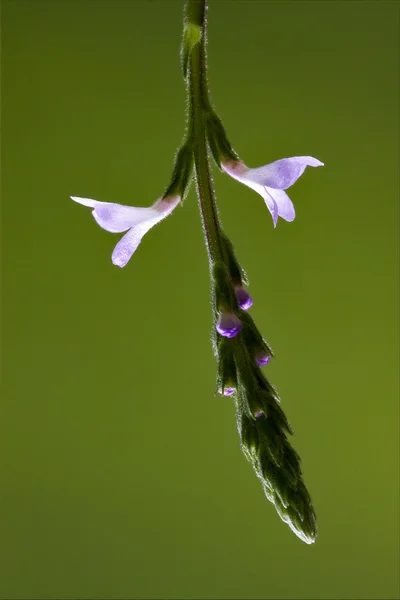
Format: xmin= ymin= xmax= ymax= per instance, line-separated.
xmin=187 ymin=0 xmax=224 ymax=265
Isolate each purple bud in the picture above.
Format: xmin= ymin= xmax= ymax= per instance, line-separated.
xmin=254 ymin=410 xmax=264 ymax=419
xmin=216 ymin=312 xmax=242 ymax=338
xmin=217 ymin=386 xmax=237 ymax=397
xmin=256 ymin=354 xmax=271 ymax=367
xmin=224 ymin=386 xmax=236 ymax=396
xmin=234 ymin=285 xmax=253 ymax=310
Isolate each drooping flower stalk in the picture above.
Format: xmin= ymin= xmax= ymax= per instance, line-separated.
xmin=184 ymin=0 xmax=319 ymax=544
xmin=71 ymin=0 xmax=323 ymax=544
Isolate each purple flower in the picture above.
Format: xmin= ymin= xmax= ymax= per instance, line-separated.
xmin=234 ymin=284 xmax=253 ymax=310
xmin=71 ymin=195 xmax=180 ymax=267
xmin=216 ymin=312 xmax=242 ymax=338
xmin=254 ymin=410 xmax=264 ymax=419
xmin=221 ymin=156 xmax=323 ymax=227
xmin=256 ymin=354 xmax=271 ymax=367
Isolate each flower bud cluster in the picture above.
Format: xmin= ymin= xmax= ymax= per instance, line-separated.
xmin=212 ymin=236 xmax=316 ymax=543
xmin=212 ymin=243 xmax=271 ymax=380
xmin=237 ymin=405 xmax=317 ymax=544
xmin=233 ymin=333 xmax=317 ymax=544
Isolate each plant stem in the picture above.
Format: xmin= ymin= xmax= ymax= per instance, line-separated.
xmin=187 ymin=0 xmax=224 ymax=265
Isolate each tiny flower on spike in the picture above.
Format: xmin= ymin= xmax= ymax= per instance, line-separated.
xmin=216 ymin=311 xmax=242 ymax=338
xmin=221 ymin=156 xmax=323 ymax=227
xmin=70 ymin=195 xmax=180 ymax=267
xmin=234 ymin=284 xmax=253 ymax=310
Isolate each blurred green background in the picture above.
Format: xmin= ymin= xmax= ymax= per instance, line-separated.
xmin=2 ymin=0 xmax=399 ymax=598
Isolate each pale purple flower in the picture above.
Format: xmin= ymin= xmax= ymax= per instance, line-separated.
xmin=221 ymin=156 xmax=323 ymax=227
xmin=256 ymin=354 xmax=271 ymax=367
xmin=234 ymin=284 xmax=253 ymax=310
xmin=216 ymin=312 xmax=242 ymax=338
xmin=254 ymin=410 xmax=264 ymax=419
xmin=70 ymin=195 xmax=180 ymax=267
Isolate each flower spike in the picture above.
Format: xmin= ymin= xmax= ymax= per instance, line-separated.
xmin=70 ymin=195 xmax=180 ymax=267
xmin=221 ymin=157 xmax=323 ymax=227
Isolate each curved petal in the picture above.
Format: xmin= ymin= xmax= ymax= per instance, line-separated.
xmin=246 ymin=156 xmax=323 ymax=190
xmin=262 ymin=188 xmax=279 ymax=227
xmin=70 ymin=196 xmax=157 ymax=233
xmin=92 ymin=203 xmax=156 ymax=233
xmin=111 ymin=196 xmax=181 ymax=267
xmin=242 ymin=183 xmax=291 ymax=227
xmin=111 ymin=223 xmax=150 ymax=267
xmin=220 ymin=170 xmax=279 ymax=227
xmin=265 ymin=187 xmax=295 ymax=222
xmin=71 ymin=196 xmax=96 ymax=208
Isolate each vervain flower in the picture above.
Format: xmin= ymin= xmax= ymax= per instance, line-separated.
xmin=221 ymin=156 xmax=323 ymax=227
xmin=216 ymin=311 xmax=242 ymax=338
xmin=71 ymin=195 xmax=180 ymax=267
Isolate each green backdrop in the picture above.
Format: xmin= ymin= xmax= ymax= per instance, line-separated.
xmin=2 ymin=0 xmax=399 ymax=598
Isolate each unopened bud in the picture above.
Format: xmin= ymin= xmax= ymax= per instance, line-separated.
xmin=256 ymin=354 xmax=271 ymax=366
xmin=216 ymin=312 xmax=242 ymax=338
xmin=218 ymin=386 xmax=236 ymax=397
xmin=234 ymin=284 xmax=253 ymax=310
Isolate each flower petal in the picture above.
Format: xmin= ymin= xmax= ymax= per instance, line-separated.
xmin=70 ymin=196 xmax=96 ymax=208
xmin=70 ymin=196 xmax=157 ymax=233
xmin=262 ymin=188 xmax=279 ymax=227
xmin=111 ymin=223 xmax=149 ymax=267
xmin=93 ymin=204 xmax=158 ymax=234
xmin=225 ymin=177 xmax=280 ymax=227
xmin=246 ymin=156 xmax=323 ymax=190
xmin=111 ymin=196 xmax=181 ymax=267
xmin=265 ymin=187 xmax=295 ymax=222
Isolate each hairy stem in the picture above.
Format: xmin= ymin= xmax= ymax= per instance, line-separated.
xmin=187 ymin=0 xmax=224 ymax=265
